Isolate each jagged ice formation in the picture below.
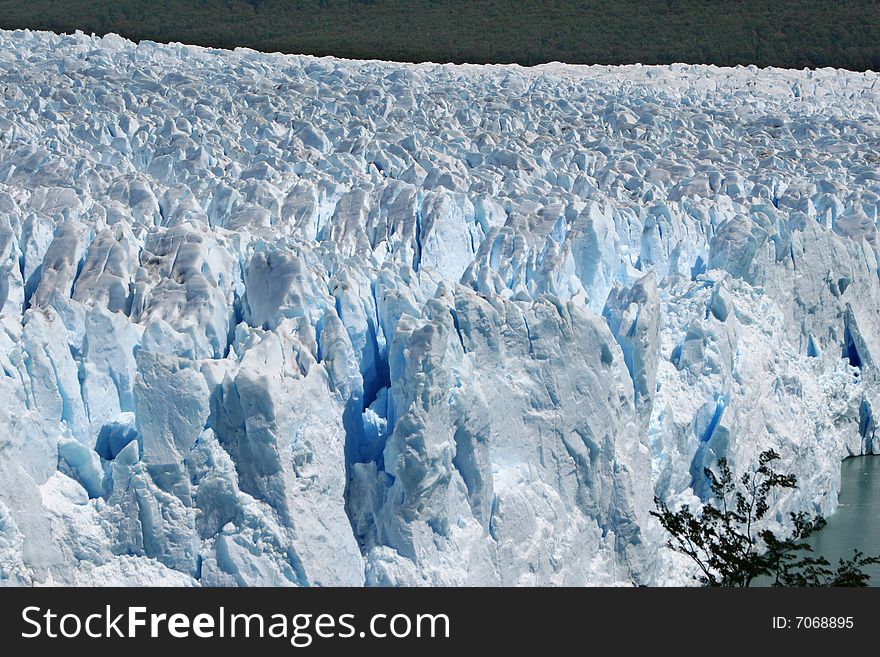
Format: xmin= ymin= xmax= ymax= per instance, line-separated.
xmin=0 ymin=30 xmax=878 ymax=586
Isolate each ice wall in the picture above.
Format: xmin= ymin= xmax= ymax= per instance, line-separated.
xmin=0 ymin=30 xmax=878 ymax=585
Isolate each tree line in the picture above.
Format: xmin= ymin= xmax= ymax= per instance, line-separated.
xmin=0 ymin=0 xmax=877 ymax=70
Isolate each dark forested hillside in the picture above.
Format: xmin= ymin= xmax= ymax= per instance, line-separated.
xmin=0 ymin=0 xmax=877 ymax=70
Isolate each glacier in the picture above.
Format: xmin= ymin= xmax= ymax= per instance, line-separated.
xmin=0 ymin=29 xmax=878 ymax=586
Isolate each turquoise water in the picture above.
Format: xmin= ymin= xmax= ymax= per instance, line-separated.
xmin=806 ymin=455 xmax=880 ymax=585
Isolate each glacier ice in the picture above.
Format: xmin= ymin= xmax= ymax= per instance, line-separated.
xmin=0 ymin=29 xmax=878 ymax=586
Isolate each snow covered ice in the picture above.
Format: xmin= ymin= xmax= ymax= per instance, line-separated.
xmin=0 ymin=29 xmax=878 ymax=586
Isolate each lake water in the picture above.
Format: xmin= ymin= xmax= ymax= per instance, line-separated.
xmin=806 ymin=455 xmax=880 ymax=585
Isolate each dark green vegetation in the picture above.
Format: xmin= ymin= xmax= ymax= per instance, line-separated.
xmin=653 ymin=450 xmax=880 ymax=586
xmin=0 ymin=1 xmax=877 ymax=70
